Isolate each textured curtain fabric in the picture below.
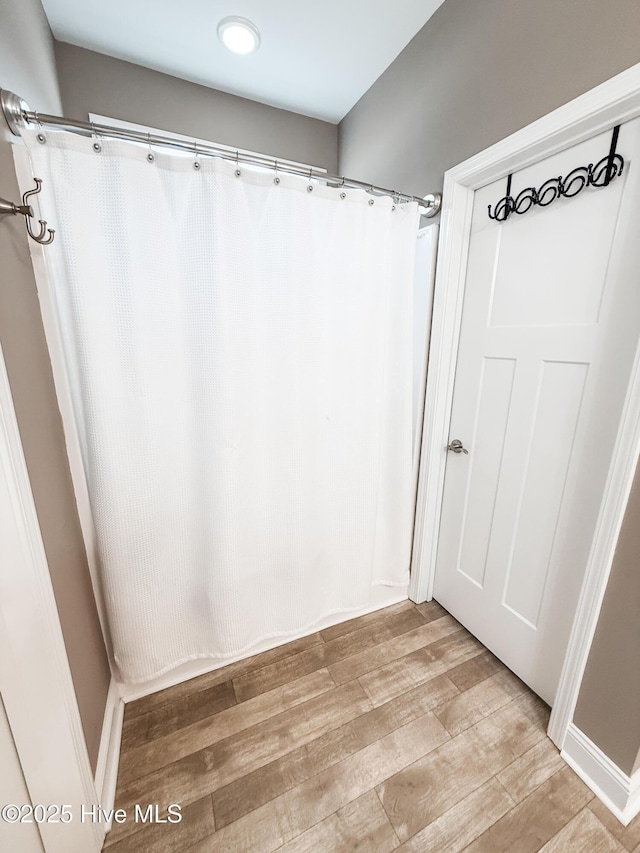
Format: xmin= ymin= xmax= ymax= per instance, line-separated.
xmin=26 ymin=129 xmax=419 ymax=684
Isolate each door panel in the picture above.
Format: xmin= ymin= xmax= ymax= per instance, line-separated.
xmin=489 ymin=177 xmax=623 ymax=328
xmin=457 ymin=356 xmax=516 ymax=588
xmin=502 ymin=359 xmax=588 ymax=626
xmin=434 ymin=118 xmax=640 ymax=704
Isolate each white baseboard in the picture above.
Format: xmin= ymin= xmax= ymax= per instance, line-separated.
xmin=94 ymin=678 xmax=124 ymax=827
xmin=119 ymin=586 xmax=408 ymax=703
xmin=562 ymin=723 xmax=640 ymax=826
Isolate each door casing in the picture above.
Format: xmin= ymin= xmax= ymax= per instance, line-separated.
xmin=410 ymin=61 xmax=640 ymax=749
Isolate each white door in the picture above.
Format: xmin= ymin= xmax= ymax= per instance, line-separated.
xmin=0 ymin=694 xmax=44 ymax=853
xmin=434 ymin=118 xmax=640 ymax=705
xmin=0 ymin=337 xmax=102 ymax=853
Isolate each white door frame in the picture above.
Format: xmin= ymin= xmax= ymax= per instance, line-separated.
xmin=409 ymin=61 xmax=640 ymax=748
xmin=0 ymin=340 xmax=103 ymax=851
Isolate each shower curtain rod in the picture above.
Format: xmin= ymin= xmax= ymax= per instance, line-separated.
xmin=1 ymin=89 xmax=442 ymax=217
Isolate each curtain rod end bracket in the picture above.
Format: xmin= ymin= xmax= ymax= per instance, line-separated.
xmin=421 ymin=192 xmax=442 ymax=218
xmin=1 ymin=89 xmax=30 ymax=136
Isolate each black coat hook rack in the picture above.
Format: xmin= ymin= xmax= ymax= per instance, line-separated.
xmin=488 ymin=125 xmax=624 ymax=222
xmin=0 ymin=177 xmax=55 ymax=244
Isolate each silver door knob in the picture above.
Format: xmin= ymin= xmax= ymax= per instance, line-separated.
xmin=447 ymin=439 xmax=468 ymax=454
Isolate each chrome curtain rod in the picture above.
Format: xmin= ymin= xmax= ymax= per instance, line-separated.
xmin=1 ymin=89 xmax=441 ymax=217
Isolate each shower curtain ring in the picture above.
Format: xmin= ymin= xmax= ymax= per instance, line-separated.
xmin=274 ymin=159 xmax=280 ymax=185
xmin=146 ymin=132 xmax=154 ymax=162
xmin=193 ymin=141 xmax=201 ymax=170
xmin=34 ymin=110 xmax=46 ymax=144
xmin=91 ymin=121 xmax=101 ymax=153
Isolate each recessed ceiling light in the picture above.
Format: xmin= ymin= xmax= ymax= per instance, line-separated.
xmin=217 ymin=17 xmax=261 ymax=55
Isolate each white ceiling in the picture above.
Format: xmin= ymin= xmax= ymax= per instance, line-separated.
xmin=41 ymin=0 xmax=446 ymax=123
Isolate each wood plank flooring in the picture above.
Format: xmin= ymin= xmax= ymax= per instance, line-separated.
xmin=103 ymin=600 xmax=638 ymax=852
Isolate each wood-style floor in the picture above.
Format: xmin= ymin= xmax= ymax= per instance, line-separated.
xmin=103 ymin=600 xmax=640 ymax=852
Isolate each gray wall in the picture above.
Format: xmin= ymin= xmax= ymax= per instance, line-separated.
xmin=574 ymin=468 xmax=640 ymax=776
xmin=54 ymin=43 xmax=338 ymax=172
xmin=338 ymin=0 xmax=640 ymax=774
xmin=0 ymin=0 xmax=110 ymax=772
xmin=339 ymin=0 xmax=640 ymax=198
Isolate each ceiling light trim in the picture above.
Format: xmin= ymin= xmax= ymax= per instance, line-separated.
xmin=217 ymin=16 xmax=261 ymax=55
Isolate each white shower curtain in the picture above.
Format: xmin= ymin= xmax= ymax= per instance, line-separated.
xmin=26 ymin=129 xmax=419 ymax=684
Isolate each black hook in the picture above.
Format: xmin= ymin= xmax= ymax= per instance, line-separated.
xmin=488 ymin=126 xmax=623 ymax=223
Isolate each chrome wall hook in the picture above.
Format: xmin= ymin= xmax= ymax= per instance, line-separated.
xmin=0 ymin=178 xmax=55 ymax=245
